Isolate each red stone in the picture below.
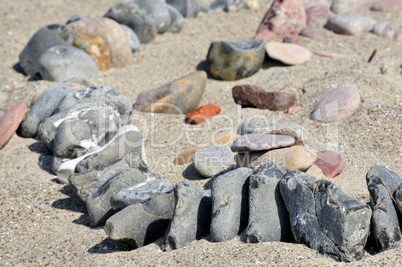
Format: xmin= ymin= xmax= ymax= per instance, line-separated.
xmin=371 ymin=0 xmax=402 ymax=12
xmin=185 ymin=104 xmax=221 ymax=125
xmin=0 ymin=103 xmax=28 ymax=150
xmin=313 ymin=150 xmax=344 ymax=178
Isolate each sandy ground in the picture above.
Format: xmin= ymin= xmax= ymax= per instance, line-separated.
xmin=0 ymin=0 xmax=401 ymax=265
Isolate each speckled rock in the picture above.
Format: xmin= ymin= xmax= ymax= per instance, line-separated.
xmin=72 ymin=32 xmax=111 ymax=70
xmin=119 ymin=24 xmax=140 ymax=53
xmin=0 ymin=103 xmax=28 ymax=150
xmin=193 ymin=145 xmax=233 ymax=178
xmin=265 ymin=42 xmax=311 ymax=65
xmin=371 ymin=0 xmax=402 ymax=12
xmin=325 ymin=15 xmax=377 ymax=35
xmin=313 ymin=150 xmax=344 ymax=178
xmin=166 ymin=0 xmax=200 ymax=18
xmin=299 ymin=27 xmax=330 ymax=39
xmin=166 ymin=4 xmax=185 ymax=33
xmin=331 ymin=0 xmax=378 ymax=14
xmin=231 ymin=134 xmax=295 ymax=153
xmin=306 ymin=5 xmax=333 ymax=27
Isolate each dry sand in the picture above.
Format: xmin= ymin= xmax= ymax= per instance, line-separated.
xmin=0 ymin=0 xmax=401 ymax=265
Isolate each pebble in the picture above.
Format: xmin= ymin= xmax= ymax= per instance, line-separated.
xmin=38 ymin=45 xmax=99 ymax=82
xmin=206 ymin=40 xmax=265 ymax=81
xmin=265 ymin=42 xmax=312 ymax=65
xmin=371 ymin=22 xmax=397 ymax=40
xmin=133 ymin=71 xmax=206 ymax=114
xmin=165 ymin=4 xmax=185 ymax=33
xmin=185 ymin=104 xmax=221 ymax=125
xmin=331 ymin=0 xmax=377 ymax=14
xmin=230 ymin=134 xmax=295 ymax=153
xmin=325 ymin=14 xmax=377 ymax=35
xmin=284 ymin=106 xmax=301 ymax=115
xmin=193 ymin=145 xmax=233 ymax=178
xmin=310 ymin=86 xmax=361 ymax=123
xmin=133 ymin=0 xmax=172 ymax=33
xmin=120 ymin=24 xmax=140 ymax=53
xmin=167 ymin=0 xmax=200 ymax=18
xmin=232 ymin=84 xmax=296 ymax=111
xmin=306 ymin=5 xmax=333 ymax=28
xmin=371 ymin=0 xmax=402 ymax=13
xmin=313 ymin=150 xmax=344 ymax=178
xmin=299 ymin=27 xmax=330 ymax=39
xmin=0 ymin=103 xmax=28 ymax=150
xmin=19 ymin=24 xmax=73 ymax=76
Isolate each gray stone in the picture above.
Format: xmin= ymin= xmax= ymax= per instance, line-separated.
xmin=193 ymin=145 xmax=233 ymax=178
xmin=163 ymin=181 xmax=212 ymax=250
xmin=66 ymin=14 xmax=88 ymax=24
xmin=230 ymin=134 xmax=295 ymax=153
xmin=243 ymin=161 xmax=291 ymax=243
xmin=325 ymin=15 xmax=377 ymax=36
xmin=133 ymin=0 xmax=172 ymax=33
xmin=60 ymin=77 xmax=91 ymax=86
xmin=366 ymin=165 xmax=402 ymax=252
xmin=166 ymin=0 xmax=200 ymax=18
xmin=166 ymin=4 xmax=185 ymax=33
xmin=19 ymin=24 xmax=73 ymax=76
xmin=120 ymin=24 xmax=140 ymax=53
xmin=198 ymin=1 xmax=210 ymax=12
xmin=280 ymin=170 xmax=372 ymax=262
xmin=210 ymin=167 xmax=252 ymax=242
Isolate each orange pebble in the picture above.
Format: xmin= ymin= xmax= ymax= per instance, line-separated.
xmin=185 ymin=104 xmax=221 ymax=125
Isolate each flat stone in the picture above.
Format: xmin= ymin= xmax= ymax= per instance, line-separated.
xmin=185 ymin=104 xmax=221 ymax=125
xmin=306 ymin=5 xmax=333 ymax=28
xmin=313 ymin=150 xmax=344 ymax=178
xmin=232 ymin=84 xmax=296 ymax=111
xmin=231 ymin=134 xmax=295 ymax=153
xmin=371 ymin=22 xmax=397 ymax=40
xmin=266 ymin=42 xmax=312 ymax=65
xmin=120 ymin=24 xmax=140 ymax=53
xmin=371 ymin=0 xmax=402 ymax=12
xmin=331 ymin=0 xmax=378 ymax=14
xmin=193 ymin=145 xmax=233 ymax=178
xmin=165 ymin=4 xmax=185 ymax=33
xmin=163 ymin=181 xmax=212 ymax=250
xmin=206 ymin=40 xmax=265 ymax=81
xmin=0 ymin=103 xmax=28 ymax=150
xmin=19 ymin=24 xmax=73 ymax=76
xmin=235 ymin=146 xmax=317 ymax=171
xmin=299 ymin=27 xmax=330 ymax=39
xmin=310 ymin=86 xmax=361 ymax=123
xmin=133 ymin=71 xmax=206 ymax=114
xmin=166 ymin=0 xmax=200 ymax=18
xmin=325 ymin=15 xmax=377 ymax=35
xmin=210 ymin=167 xmax=252 ymax=242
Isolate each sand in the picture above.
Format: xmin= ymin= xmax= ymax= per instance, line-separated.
xmin=0 ymin=0 xmax=401 ymax=265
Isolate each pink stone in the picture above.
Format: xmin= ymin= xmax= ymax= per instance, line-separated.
xmin=306 ymin=5 xmax=333 ymax=27
xmin=0 ymin=103 xmax=28 ymax=150
xmin=371 ymin=22 xmax=397 ymax=40
xmin=313 ymin=150 xmax=344 ymax=178
xmin=371 ymin=0 xmax=402 ymax=12
xmin=266 ymin=42 xmax=312 ymax=65
xmin=299 ymin=27 xmax=330 ymax=39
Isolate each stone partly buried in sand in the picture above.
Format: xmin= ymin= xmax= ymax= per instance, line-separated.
xmin=0 ymin=103 xmax=28 ymax=150
xmin=206 ymin=40 xmax=265 ymax=81
xmin=310 ymin=86 xmax=361 ymax=123
xmin=325 ymin=14 xmax=377 ymax=36
xmin=133 ymin=71 xmax=206 ymax=114
xmin=232 ymin=84 xmax=296 ymax=111
xmin=265 ymin=42 xmax=312 ymax=65
xmin=313 ymin=150 xmax=344 ymax=178
xmin=230 ymin=134 xmax=295 ymax=153
xmin=185 ymin=104 xmax=221 ymax=125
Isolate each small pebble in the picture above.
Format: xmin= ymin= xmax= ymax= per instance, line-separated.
xmin=325 ymin=14 xmax=377 ymax=35
xmin=313 ymin=150 xmax=344 ymax=178
xmin=371 ymin=22 xmax=397 ymax=40
xmin=185 ymin=104 xmax=221 ymax=125
xmin=299 ymin=27 xmax=330 ymax=39
xmin=265 ymin=42 xmax=312 ymax=65
xmin=371 ymin=0 xmax=402 ymax=13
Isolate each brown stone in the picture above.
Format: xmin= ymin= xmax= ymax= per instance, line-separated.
xmin=0 ymin=103 xmax=28 ymax=150
xmin=73 ymin=32 xmax=111 ymax=71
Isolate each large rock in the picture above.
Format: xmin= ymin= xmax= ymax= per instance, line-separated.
xmin=133 ymin=71 xmax=206 ymax=114
xmin=325 ymin=15 xmax=377 ymax=36
xmin=72 ymin=32 xmax=111 ymax=70
xmin=206 ymin=40 xmax=265 ymax=81
xmin=0 ymin=103 xmax=28 ymax=150
xmin=193 ymin=145 xmax=233 ymax=178
xmin=230 ymin=134 xmax=295 ymax=153
xmin=280 ymin=170 xmax=372 ymax=262
xmin=166 ymin=0 xmax=200 ymax=18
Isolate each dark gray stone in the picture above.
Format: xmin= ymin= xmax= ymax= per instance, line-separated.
xmin=193 ymin=145 xmax=233 ymax=178
xmin=166 ymin=4 xmax=185 ymax=33
xmin=243 ymin=161 xmax=291 ymax=243
xmin=280 ymin=170 xmax=372 ymax=262
xmin=133 ymin=0 xmax=171 ymax=33
xmin=19 ymin=24 xmax=73 ymax=76
xmin=210 ymin=167 xmax=252 ymax=242
xmin=166 ymin=0 xmax=200 ymax=18
xmin=66 ymin=14 xmax=88 ymax=24
xmin=163 ymin=181 xmax=212 ymax=250
xmin=120 ymin=24 xmax=140 ymax=53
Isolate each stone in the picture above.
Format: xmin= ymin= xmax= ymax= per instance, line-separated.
xmin=313 ymin=50 xmax=346 ymax=58
xmin=232 ymin=84 xmax=296 ymax=111
xmin=0 ymin=103 xmax=28 ymax=150
xmin=313 ymin=150 xmax=344 ymax=178
xmin=299 ymin=27 xmax=330 ymax=39
xmin=371 ymin=0 xmax=402 ymax=12
xmin=306 ymin=5 xmax=333 ymax=28
xmin=163 ymin=181 xmax=212 ymax=250
xmin=235 ymin=146 xmax=317 ymax=171
xmin=331 ymin=0 xmax=378 ymax=14
xmin=185 ymin=104 xmax=221 ymax=125
xmin=173 ymin=130 xmax=237 ymax=165
xmin=303 ymin=0 xmax=330 ymax=9
xmin=231 ymin=134 xmax=295 ymax=153
xmin=198 ymin=1 xmax=209 ymax=12
xmin=325 ymin=15 xmax=377 ymax=36
xmin=133 ymin=71 xmax=206 ymax=114
xmin=282 ymin=35 xmax=301 ymax=44
xmin=284 ymin=106 xmax=302 ymax=115
xmin=243 ymin=161 xmax=292 ymax=243
xmin=166 ymin=0 xmax=200 ymax=18
xmin=38 ymin=45 xmax=98 ymax=82
xmin=310 ymin=86 xmax=361 ymax=123
xmin=72 ymin=32 xmax=111 ymax=71
xmin=19 ymin=24 xmax=73 ymax=76
xmin=120 ymin=24 xmax=141 ymax=53
xmin=366 ymin=165 xmax=402 ymax=251
xmin=66 ymin=14 xmax=88 ymax=24
xmin=67 ymin=17 xmax=132 ymax=68
xmin=104 ymin=0 xmax=157 ymax=44
xmin=206 ymin=40 xmax=265 ymax=81
xmin=254 ymin=0 xmax=307 ymax=42
xmin=371 ymin=22 xmax=397 ymax=40
xmin=210 ymin=167 xmax=252 ymax=242
xmin=265 ymin=42 xmax=312 ymax=65
xmin=280 ymin=170 xmax=372 ymax=262
xmin=193 ymin=145 xmax=233 ymax=178
xmin=165 ymin=4 xmax=185 ymax=33
xmin=132 ymin=0 xmax=171 ymax=33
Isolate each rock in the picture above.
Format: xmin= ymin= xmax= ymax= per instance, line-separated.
xmin=133 ymin=71 xmax=206 ymax=114
xmin=371 ymin=22 xmax=397 ymax=40
xmin=19 ymin=24 xmax=73 ymax=76
xmin=325 ymin=15 xmax=377 ymax=36
xmin=235 ymin=146 xmax=317 ymax=171
xmin=303 ymin=0 xmax=330 ymax=9
xmin=243 ymin=161 xmax=292 ymax=243
xmin=132 ymin=0 xmax=171 ymax=33
xmin=282 ymin=35 xmax=301 ymax=44
xmin=265 ymin=42 xmax=312 ymax=65
xmin=232 ymin=84 xmax=296 ymax=111
xmin=173 ymin=130 xmax=237 ymax=165
xmin=280 ymin=170 xmax=372 ymax=262
xmin=313 ymin=150 xmax=344 ymax=178
xmin=231 ymin=134 xmax=295 ymax=153
xmin=67 ymin=17 xmax=132 ymax=68
xmin=283 ymin=106 xmax=302 ymax=115
xmin=193 ymin=145 xmax=233 ymax=178
xmin=0 ymin=103 xmax=28 ymax=150
xmin=371 ymin=0 xmax=402 ymax=12
xmin=163 ymin=181 xmax=212 ymax=250
xmin=366 ymin=165 xmax=402 ymax=251
xmin=166 ymin=0 xmax=200 ymax=18
xmin=254 ymin=0 xmax=306 ymax=42
xmin=206 ymin=40 xmax=265 ymax=81
xmin=165 ymin=4 xmax=185 ymax=33
xmin=185 ymin=104 xmax=221 ymax=125
xmin=198 ymin=1 xmax=209 ymax=12
xmin=210 ymin=167 xmax=252 ymax=242
xmin=119 ymin=24 xmax=140 ymax=53
xmin=38 ymin=45 xmax=98 ymax=82
xmin=299 ymin=27 xmax=330 ymax=39
xmin=310 ymin=86 xmax=361 ymax=123
xmin=331 ymin=0 xmax=378 ymax=14
xmin=306 ymin=5 xmax=333 ymax=28
xmin=104 ymin=0 xmax=157 ymax=44
xmin=313 ymin=50 xmax=346 ymax=58
xmin=66 ymin=14 xmax=88 ymax=24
